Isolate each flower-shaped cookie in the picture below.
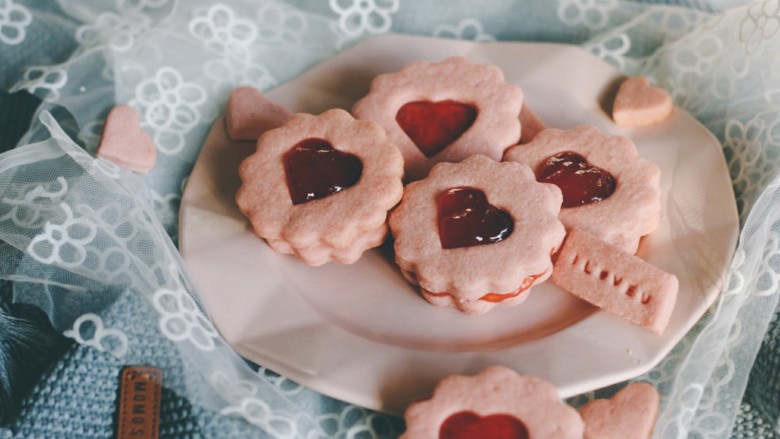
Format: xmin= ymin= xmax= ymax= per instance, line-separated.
xmin=352 ymin=56 xmax=523 ymax=181
xmin=401 ymin=366 xmax=584 ymax=439
xmin=504 ymin=125 xmax=661 ymax=254
xmin=236 ymin=109 xmax=404 ymax=266
xmin=389 ymin=155 xmax=565 ymax=315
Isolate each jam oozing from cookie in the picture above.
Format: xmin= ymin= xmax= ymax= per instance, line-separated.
xmin=479 ymin=272 xmax=544 ymax=302
xmin=538 ymin=151 xmax=616 ymax=208
xmin=439 ymin=411 xmax=529 ymax=439
xmin=283 ymin=138 xmax=363 ymax=205
xmin=396 ymin=100 xmax=477 ymax=158
xmin=436 ymin=187 xmax=513 ymax=250
xmin=423 ymin=272 xmax=544 ymax=303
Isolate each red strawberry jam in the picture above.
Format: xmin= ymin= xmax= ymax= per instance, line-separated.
xmin=439 ymin=411 xmax=529 ymax=439
xmin=538 ymin=151 xmax=616 ymax=208
xmin=396 ymin=100 xmax=477 ymax=157
xmin=436 ymin=187 xmax=513 ymax=250
xmin=283 ymin=138 xmax=363 ymax=205
xmin=479 ymin=272 xmax=544 ymax=303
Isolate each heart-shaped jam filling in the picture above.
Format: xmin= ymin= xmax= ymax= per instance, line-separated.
xmin=538 ymin=151 xmax=616 ymax=208
xmin=440 ymin=411 xmax=529 ymax=439
xmin=283 ymin=138 xmax=363 ymax=205
xmin=437 ymin=187 xmax=513 ymax=250
xmin=396 ymin=100 xmax=477 ymax=157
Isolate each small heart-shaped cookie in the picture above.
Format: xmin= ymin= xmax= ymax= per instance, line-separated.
xmin=579 ymin=382 xmax=660 ymax=439
xmin=97 ymin=105 xmax=157 ymax=173
xmin=612 ymin=77 xmax=672 ymax=127
xmin=226 ymin=86 xmax=291 ymax=141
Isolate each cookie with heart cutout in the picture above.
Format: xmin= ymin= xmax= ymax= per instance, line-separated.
xmin=236 ymin=108 xmax=404 ymax=266
xmin=352 ymin=56 xmax=524 ymax=181
xmin=400 ymin=365 xmax=584 ymax=439
xmin=388 ymin=155 xmax=565 ymax=315
xmin=503 ymin=125 xmax=661 ymax=254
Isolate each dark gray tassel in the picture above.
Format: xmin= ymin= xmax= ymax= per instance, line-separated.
xmin=0 ymin=90 xmax=42 ymax=154
xmin=0 ymin=283 xmax=67 ymax=424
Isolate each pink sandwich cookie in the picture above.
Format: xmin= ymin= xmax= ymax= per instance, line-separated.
xmin=504 ymin=125 xmax=661 ymax=254
xmin=389 ymin=155 xmax=565 ymax=315
xmin=612 ymin=76 xmax=673 ymax=127
xmin=579 ymin=382 xmax=660 ymax=439
xmin=236 ymin=109 xmax=404 ymax=266
xmin=552 ymin=228 xmax=678 ymax=334
xmin=401 ymin=365 xmax=584 ymax=439
xmin=353 ymin=56 xmax=523 ymax=181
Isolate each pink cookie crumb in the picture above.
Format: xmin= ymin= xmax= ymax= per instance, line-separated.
xmin=552 ymin=228 xmax=678 ymax=334
xmin=226 ymin=86 xmax=292 ymax=141
xmin=97 ymin=105 xmax=157 ymax=173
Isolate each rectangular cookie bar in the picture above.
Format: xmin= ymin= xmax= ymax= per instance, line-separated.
xmin=552 ymin=228 xmax=678 ymax=334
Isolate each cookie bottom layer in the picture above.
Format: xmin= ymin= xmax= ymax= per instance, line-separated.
xmin=267 ymin=223 xmax=388 ymax=266
xmin=400 ymin=268 xmax=547 ymax=315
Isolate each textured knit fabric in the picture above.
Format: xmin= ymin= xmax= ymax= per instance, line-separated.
xmin=1 ymin=291 xmax=268 ymax=438
xmin=743 ymin=310 xmax=780 ymax=435
xmin=734 ymin=402 xmax=780 ymax=439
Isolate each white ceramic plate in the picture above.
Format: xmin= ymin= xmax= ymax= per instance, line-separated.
xmin=179 ymin=35 xmax=739 ymax=415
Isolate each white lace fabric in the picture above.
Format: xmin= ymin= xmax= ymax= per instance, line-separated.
xmin=0 ymin=0 xmax=779 ymax=437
